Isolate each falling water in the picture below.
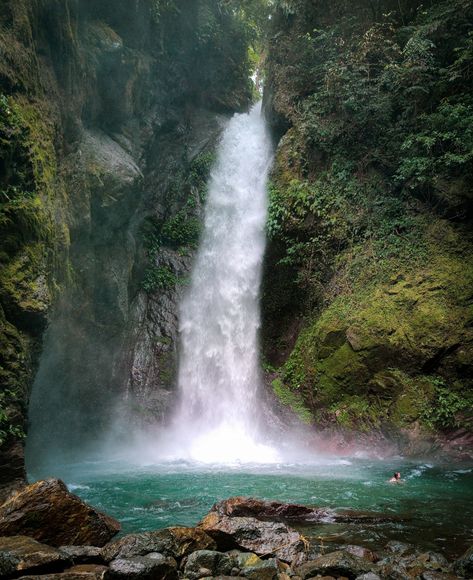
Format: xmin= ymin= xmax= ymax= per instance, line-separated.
xmin=170 ymin=102 xmax=279 ymax=463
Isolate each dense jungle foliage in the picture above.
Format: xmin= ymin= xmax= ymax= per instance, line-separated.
xmin=263 ymin=0 xmax=473 ymax=438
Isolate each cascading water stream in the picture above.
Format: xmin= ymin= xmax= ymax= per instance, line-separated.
xmin=168 ymin=102 xmax=279 ymax=463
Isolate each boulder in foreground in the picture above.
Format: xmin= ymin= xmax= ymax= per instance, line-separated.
xmin=0 ymin=479 xmax=120 ymax=547
xmin=198 ymin=511 xmax=308 ymax=565
xmin=101 ymin=527 xmax=216 ymax=562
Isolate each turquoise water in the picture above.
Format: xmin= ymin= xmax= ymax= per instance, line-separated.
xmin=28 ymin=458 xmax=473 ymax=558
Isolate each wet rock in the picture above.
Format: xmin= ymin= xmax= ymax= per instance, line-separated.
xmin=209 ymin=496 xmax=398 ymax=527
xmin=0 ymin=479 xmax=120 ymax=547
xmin=453 ymin=545 xmax=473 ymax=577
xmin=18 ymin=563 xmax=109 ymax=578
xmin=58 ymin=547 xmax=103 ymax=565
xmin=183 ymin=550 xmax=233 ymax=579
xmin=0 ymin=535 xmax=70 ymax=576
xmin=209 ymin=497 xmax=332 ymax=523
xmin=108 ymin=553 xmax=177 ymax=579
xmin=101 ymin=527 xmax=215 ymax=562
xmin=296 ymin=550 xmax=373 ymax=580
xmin=199 ymin=512 xmax=307 ymax=565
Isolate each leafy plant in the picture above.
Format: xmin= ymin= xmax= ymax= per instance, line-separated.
xmin=142 ymin=265 xmax=179 ymax=293
xmin=421 ymin=378 xmax=473 ymax=429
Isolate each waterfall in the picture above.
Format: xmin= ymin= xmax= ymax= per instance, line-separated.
xmin=169 ymin=102 xmax=279 ymax=463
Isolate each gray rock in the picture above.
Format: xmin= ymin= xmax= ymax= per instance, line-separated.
xmin=183 ymin=550 xmax=233 ymax=579
xmin=355 ymin=574 xmax=382 ymax=580
xmin=108 ymin=553 xmax=177 ymax=579
xmin=101 ymin=527 xmax=216 ymax=562
xmin=296 ymin=550 xmax=373 ymax=580
xmin=0 ymin=535 xmax=71 ymax=576
xmin=199 ymin=513 xmax=307 ymax=565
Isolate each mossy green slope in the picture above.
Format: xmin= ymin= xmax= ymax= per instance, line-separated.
xmin=264 ymin=0 xmax=473 ymax=439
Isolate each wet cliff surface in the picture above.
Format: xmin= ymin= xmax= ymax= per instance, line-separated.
xmin=0 ymin=0 xmax=252 ymax=495
xmin=262 ymin=0 xmax=473 ymax=455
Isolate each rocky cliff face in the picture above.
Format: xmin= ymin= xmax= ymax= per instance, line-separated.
xmin=0 ymin=0 xmax=252 ymax=494
xmin=262 ymin=0 xmax=473 ymax=455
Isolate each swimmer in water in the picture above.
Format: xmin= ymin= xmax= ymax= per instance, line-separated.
xmin=389 ymin=471 xmax=402 ymax=483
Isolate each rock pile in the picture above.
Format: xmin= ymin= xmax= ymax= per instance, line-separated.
xmin=0 ymin=484 xmax=471 ymax=579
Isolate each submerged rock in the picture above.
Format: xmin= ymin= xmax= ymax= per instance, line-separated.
xmin=198 ymin=511 xmax=307 ymax=565
xmin=0 ymin=479 xmax=120 ymax=547
xmin=0 ymin=535 xmax=70 ymax=577
xmin=101 ymin=527 xmax=216 ymax=562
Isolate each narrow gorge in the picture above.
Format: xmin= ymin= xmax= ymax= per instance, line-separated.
xmin=1 ymin=0 xmax=473 ymax=576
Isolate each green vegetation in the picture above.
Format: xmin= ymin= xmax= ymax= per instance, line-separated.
xmin=421 ymin=378 xmax=473 ymax=429
xmin=140 ymin=150 xmax=217 ymax=293
xmin=272 ymin=377 xmax=313 ymax=424
xmin=142 ymin=265 xmax=179 ymax=293
xmin=263 ymin=0 xmax=473 ymax=434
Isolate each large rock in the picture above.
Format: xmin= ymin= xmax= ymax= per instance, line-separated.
xmin=209 ymin=497 xmax=332 ymax=522
xmin=0 ymin=479 xmax=120 ymax=547
xmin=101 ymin=527 xmax=216 ymax=562
xmin=209 ymin=497 xmax=398 ymax=525
xmin=198 ymin=512 xmax=307 ymax=565
xmin=0 ymin=535 xmax=70 ymax=577
xmin=296 ymin=550 xmax=374 ymax=580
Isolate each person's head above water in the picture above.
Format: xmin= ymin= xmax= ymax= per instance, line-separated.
xmin=389 ymin=472 xmax=402 ymax=482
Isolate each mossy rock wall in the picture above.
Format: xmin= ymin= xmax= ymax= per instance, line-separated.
xmin=0 ymin=0 xmax=254 ymax=491
xmin=263 ymin=0 xmax=473 ymax=448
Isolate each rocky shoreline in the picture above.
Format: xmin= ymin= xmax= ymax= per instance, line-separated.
xmin=0 ymin=479 xmax=472 ymax=579
xmin=0 ymin=479 xmax=473 ymax=580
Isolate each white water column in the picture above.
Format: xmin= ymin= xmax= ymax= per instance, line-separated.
xmin=171 ymin=102 xmax=279 ymax=463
